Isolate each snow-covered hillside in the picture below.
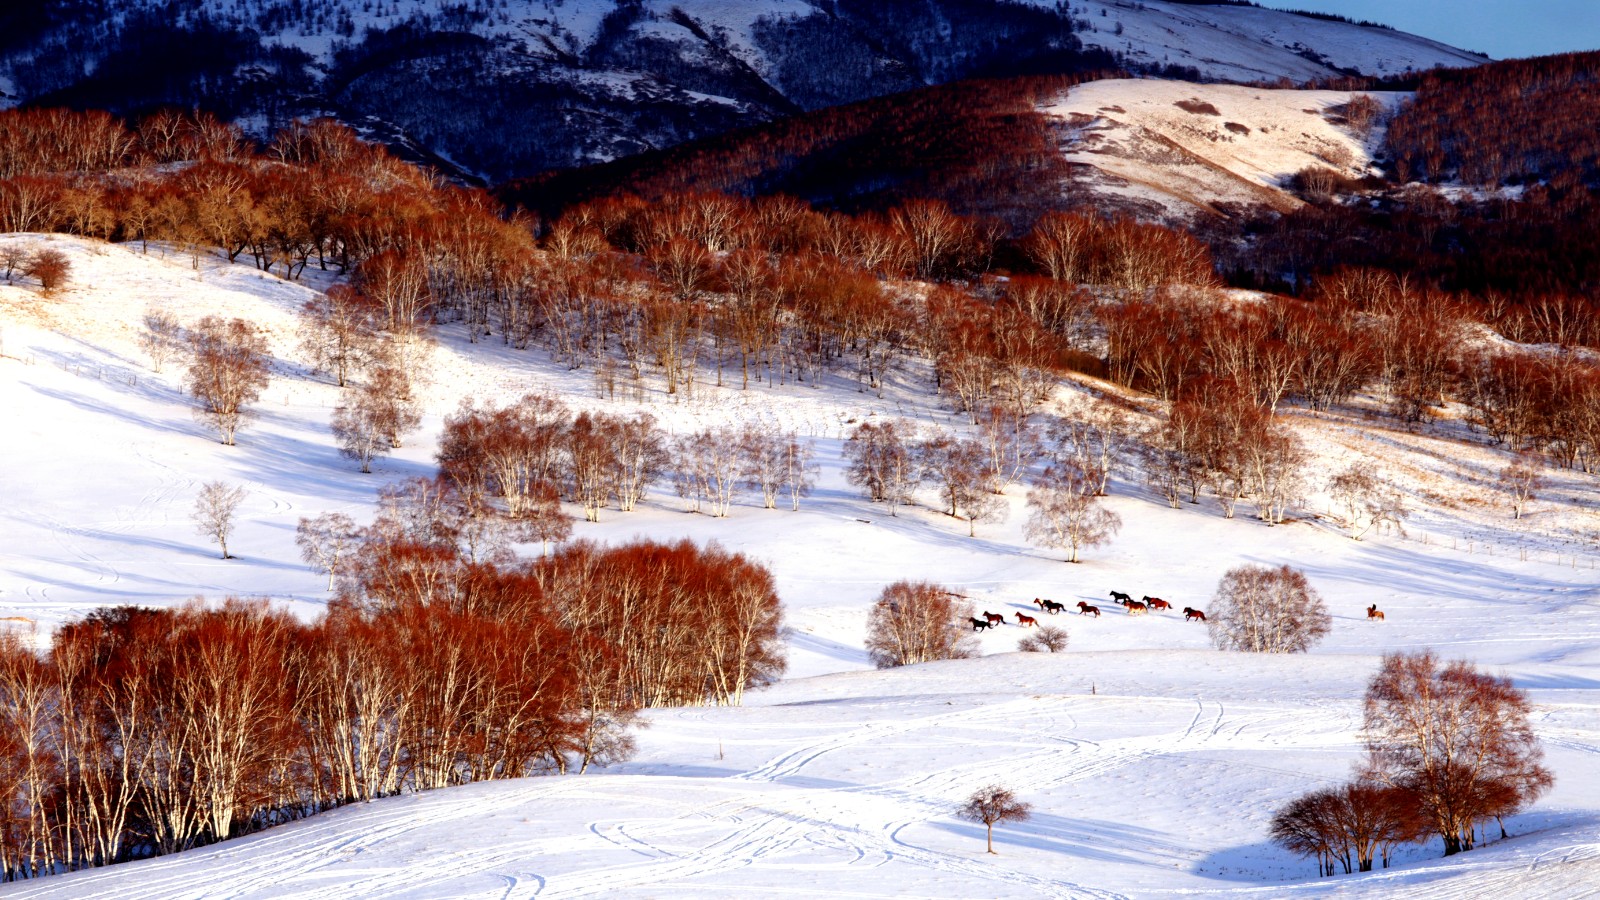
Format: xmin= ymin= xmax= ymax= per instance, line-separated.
xmin=1042 ymin=79 xmax=1401 ymax=219
xmin=4 ymin=235 xmax=1600 ymax=897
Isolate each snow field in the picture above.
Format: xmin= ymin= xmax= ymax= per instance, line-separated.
xmin=2 ymin=235 xmax=1599 ymax=897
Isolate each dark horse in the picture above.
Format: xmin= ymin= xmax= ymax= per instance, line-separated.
xmin=971 ymin=617 xmax=997 ymax=631
xmin=1034 ymin=598 xmax=1066 ymax=615
xmin=1109 ymin=590 xmax=1133 ymax=604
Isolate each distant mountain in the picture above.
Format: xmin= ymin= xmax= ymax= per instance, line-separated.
xmin=1 ymin=1 xmax=1485 ymax=185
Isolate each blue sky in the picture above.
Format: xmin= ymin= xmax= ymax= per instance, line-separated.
xmin=1258 ymin=0 xmax=1600 ymax=59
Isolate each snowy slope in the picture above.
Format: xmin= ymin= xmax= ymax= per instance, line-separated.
xmin=4 ymin=236 xmax=1600 ymax=897
xmin=1041 ymin=79 xmax=1401 ymax=219
xmin=1064 ymin=0 xmax=1486 ymax=83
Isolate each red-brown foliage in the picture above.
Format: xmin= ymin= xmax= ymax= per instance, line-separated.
xmin=1388 ymin=52 xmax=1600 ymax=186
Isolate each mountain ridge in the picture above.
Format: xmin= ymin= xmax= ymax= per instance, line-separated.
xmin=0 ymin=0 xmax=1486 ymax=183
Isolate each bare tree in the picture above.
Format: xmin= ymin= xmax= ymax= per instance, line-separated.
xmin=330 ymin=398 xmax=385 ymax=474
xmin=295 ymin=512 xmax=359 ymax=589
xmin=783 ymin=434 xmax=818 ymax=511
xmin=957 ymin=785 xmax=1032 ymax=854
xmin=1240 ymin=423 xmax=1307 ymax=525
xmin=362 ymin=365 xmax=423 ymax=449
xmin=1361 ymin=651 xmax=1553 ymax=856
xmin=1206 ymin=564 xmax=1330 ymax=653
xmin=1496 ymin=454 xmax=1545 ymax=520
xmin=738 ymin=423 xmax=787 ymax=509
xmin=1023 ymin=211 xmax=1094 ymax=283
xmin=1327 ymin=463 xmax=1409 ymax=540
xmin=977 ymin=405 xmax=1044 ymax=492
xmin=1024 ymin=463 xmax=1121 ymax=563
xmin=864 ymin=580 xmax=977 ymax=668
xmin=193 ymin=481 xmax=247 ymax=559
xmin=890 ymin=199 xmax=975 ymax=280
xmin=184 ymin=316 xmax=271 ymax=446
xmin=0 ymin=243 xmax=28 ymax=283
xmin=298 ymin=285 xmax=381 ymax=387
xmin=138 ymin=306 xmax=184 ymax=373
xmin=332 ymin=366 xmax=423 ymax=473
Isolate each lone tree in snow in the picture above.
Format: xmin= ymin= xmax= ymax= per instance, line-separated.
xmin=957 ymin=784 xmax=1032 ymax=854
xmin=1206 ymin=564 xmax=1330 ymax=653
xmin=193 ymin=481 xmax=247 ymax=559
xmin=185 ymin=316 xmax=271 ymax=446
xmin=864 ymin=580 xmax=977 ymax=668
xmin=23 ymin=247 xmax=71 ymax=295
xmin=1496 ymin=454 xmax=1545 ymax=520
xmin=138 ymin=306 xmax=183 ymax=373
xmin=1024 ymin=462 xmax=1121 ymax=563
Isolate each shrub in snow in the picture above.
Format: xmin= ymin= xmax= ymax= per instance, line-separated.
xmin=1017 ymin=624 xmax=1069 ymax=653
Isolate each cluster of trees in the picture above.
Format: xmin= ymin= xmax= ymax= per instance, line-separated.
xmin=0 ymin=500 xmax=786 ymax=882
xmin=436 ymin=394 xmax=817 ymax=525
xmin=0 ymin=109 xmax=448 ymax=283
xmin=1387 ymin=52 xmax=1600 ymax=187
xmin=837 ymin=405 xmax=1125 ymax=556
xmin=1272 ymin=651 xmax=1552 ymax=874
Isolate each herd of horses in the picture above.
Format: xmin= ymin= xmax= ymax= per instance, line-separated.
xmin=968 ymin=591 xmax=1205 ymax=631
xmin=967 ymin=592 xmax=1388 ymax=631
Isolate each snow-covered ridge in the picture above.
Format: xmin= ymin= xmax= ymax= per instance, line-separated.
xmin=3 ymin=235 xmax=1599 ymax=897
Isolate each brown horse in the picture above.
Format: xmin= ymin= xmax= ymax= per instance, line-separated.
xmin=1076 ymin=601 xmax=1101 ymax=617
xmin=1126 ymin=600 xmax=1148 ymax=616
xmin=983 ymin=611 xmax=1006 ymax=626
xmin=1033 ymin=598 xmax=1066 ymax=615
xmin=1015 ymin=612 xmax=1038 ymax=628
xmin=1367 ymin=604 xmax=1385 ymax=621
xmin=1143 ymin=596 xmax=1172 ymax=612
xmin=1183 ymin=607 xmax=1206 ymax=622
